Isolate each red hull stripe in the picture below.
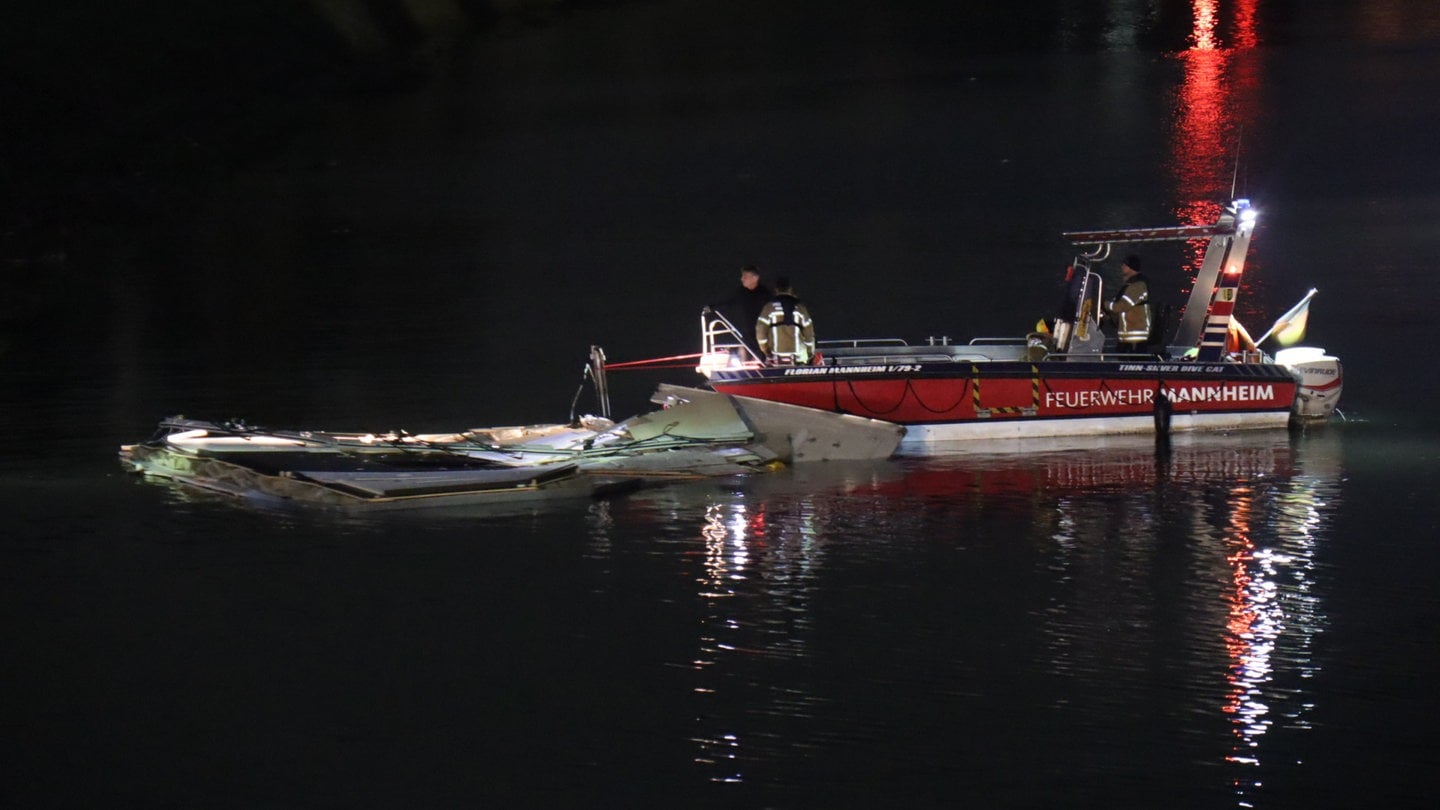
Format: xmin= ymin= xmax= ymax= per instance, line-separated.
xmin=711 ymin=366 xmax=1298 ymax=426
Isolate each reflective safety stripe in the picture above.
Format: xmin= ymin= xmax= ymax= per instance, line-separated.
xmin=972 ymin=365 xmax=1042 ymax=416
xmin=765 ymin=312 xmax=812 ymax=327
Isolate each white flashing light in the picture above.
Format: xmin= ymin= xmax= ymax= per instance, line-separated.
xmin=1234 ymin=200 xmax=1258 ymax=234
xmin=1232 ymin=201 xmax=1255 ymax=236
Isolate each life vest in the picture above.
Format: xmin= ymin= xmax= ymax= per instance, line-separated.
xmin=758 ymin=295 xmax=814 ymax=363
xmin=777 ymin=295 xmax=799 ymax=326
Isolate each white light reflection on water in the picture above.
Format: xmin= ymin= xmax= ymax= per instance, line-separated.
xmin=691 ymin=502 xmax=751 ymax=783
xmin=1221 ymin=461 xmax=1333 ymax=808
xmin=689 ymin=496 xmax=826 ymax=785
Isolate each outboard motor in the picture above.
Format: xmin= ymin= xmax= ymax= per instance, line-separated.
xmin=1275 ymin=347 xmax=1343 ymax=421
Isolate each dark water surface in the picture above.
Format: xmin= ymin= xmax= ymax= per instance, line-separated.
xmin=6 ymin=1 xmax=1440 ymax=806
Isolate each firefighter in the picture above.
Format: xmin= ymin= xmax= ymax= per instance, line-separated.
xmin=755 ymin=277 xmax=816 ymax=364
xmin=1108 ymin=254 xmax=1152 ymax=352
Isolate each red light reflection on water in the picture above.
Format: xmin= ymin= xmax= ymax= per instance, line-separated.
xmin=1170 ymin=0 xmax=1262 ymax=289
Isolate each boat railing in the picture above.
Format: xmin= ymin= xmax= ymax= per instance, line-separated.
xmin=581 ymin=345 xmax=610 ymax=420
xmin=817 ymin=338 xmax=911 ymax=349
xmin=967 ymin=337 xmax=1028 ymax=346
xmin=1043 ymin=351 xmax=1165 ymax=362
xmin=820 ymin=340 xmax=1032 ymax=365
xmin=698 ymin=308 xmax=764 ymax=375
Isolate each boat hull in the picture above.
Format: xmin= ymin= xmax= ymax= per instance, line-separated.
xmin=651 ymin=384 xmax=906 ymax=462
xmin=706 ymin=359 xmax=1299 ymax=454
xmin=117 ymin=396 xmax=790 ymax=512
xmin=119 ymin=443 xmax=614 ymax=510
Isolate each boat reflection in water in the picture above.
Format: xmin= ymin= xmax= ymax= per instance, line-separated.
xmin=600 ymin=429 xmax=1343 ymax=798
xmin=1216 ymin=443 xmax=1332 ymax=806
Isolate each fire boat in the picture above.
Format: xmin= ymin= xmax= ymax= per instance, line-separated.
xmin=692 ymin=199 xmax=1342 ymax=456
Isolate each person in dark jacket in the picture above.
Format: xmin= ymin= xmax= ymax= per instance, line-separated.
xmin=717 ymin=264 xmax=774 ymax=357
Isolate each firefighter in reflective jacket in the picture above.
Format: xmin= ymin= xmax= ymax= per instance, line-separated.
xmin=1107 ymin=254 xmax=1152 ymax=350
xmin=756 ymin=277 xmax=816 ymax=364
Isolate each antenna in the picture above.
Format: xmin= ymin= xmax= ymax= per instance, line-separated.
xmin=1230 ymin=126 xmax=1244 ymax=200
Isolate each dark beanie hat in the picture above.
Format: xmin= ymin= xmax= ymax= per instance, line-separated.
xmin=1123 ymin=254 xmax=1141 ymax=271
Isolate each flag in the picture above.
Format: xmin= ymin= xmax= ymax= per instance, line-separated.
xmin=1257 ymin=288 xmax=1317 ymax=347
xmin=1273 ymin=300 xmax=1310 ymax=345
